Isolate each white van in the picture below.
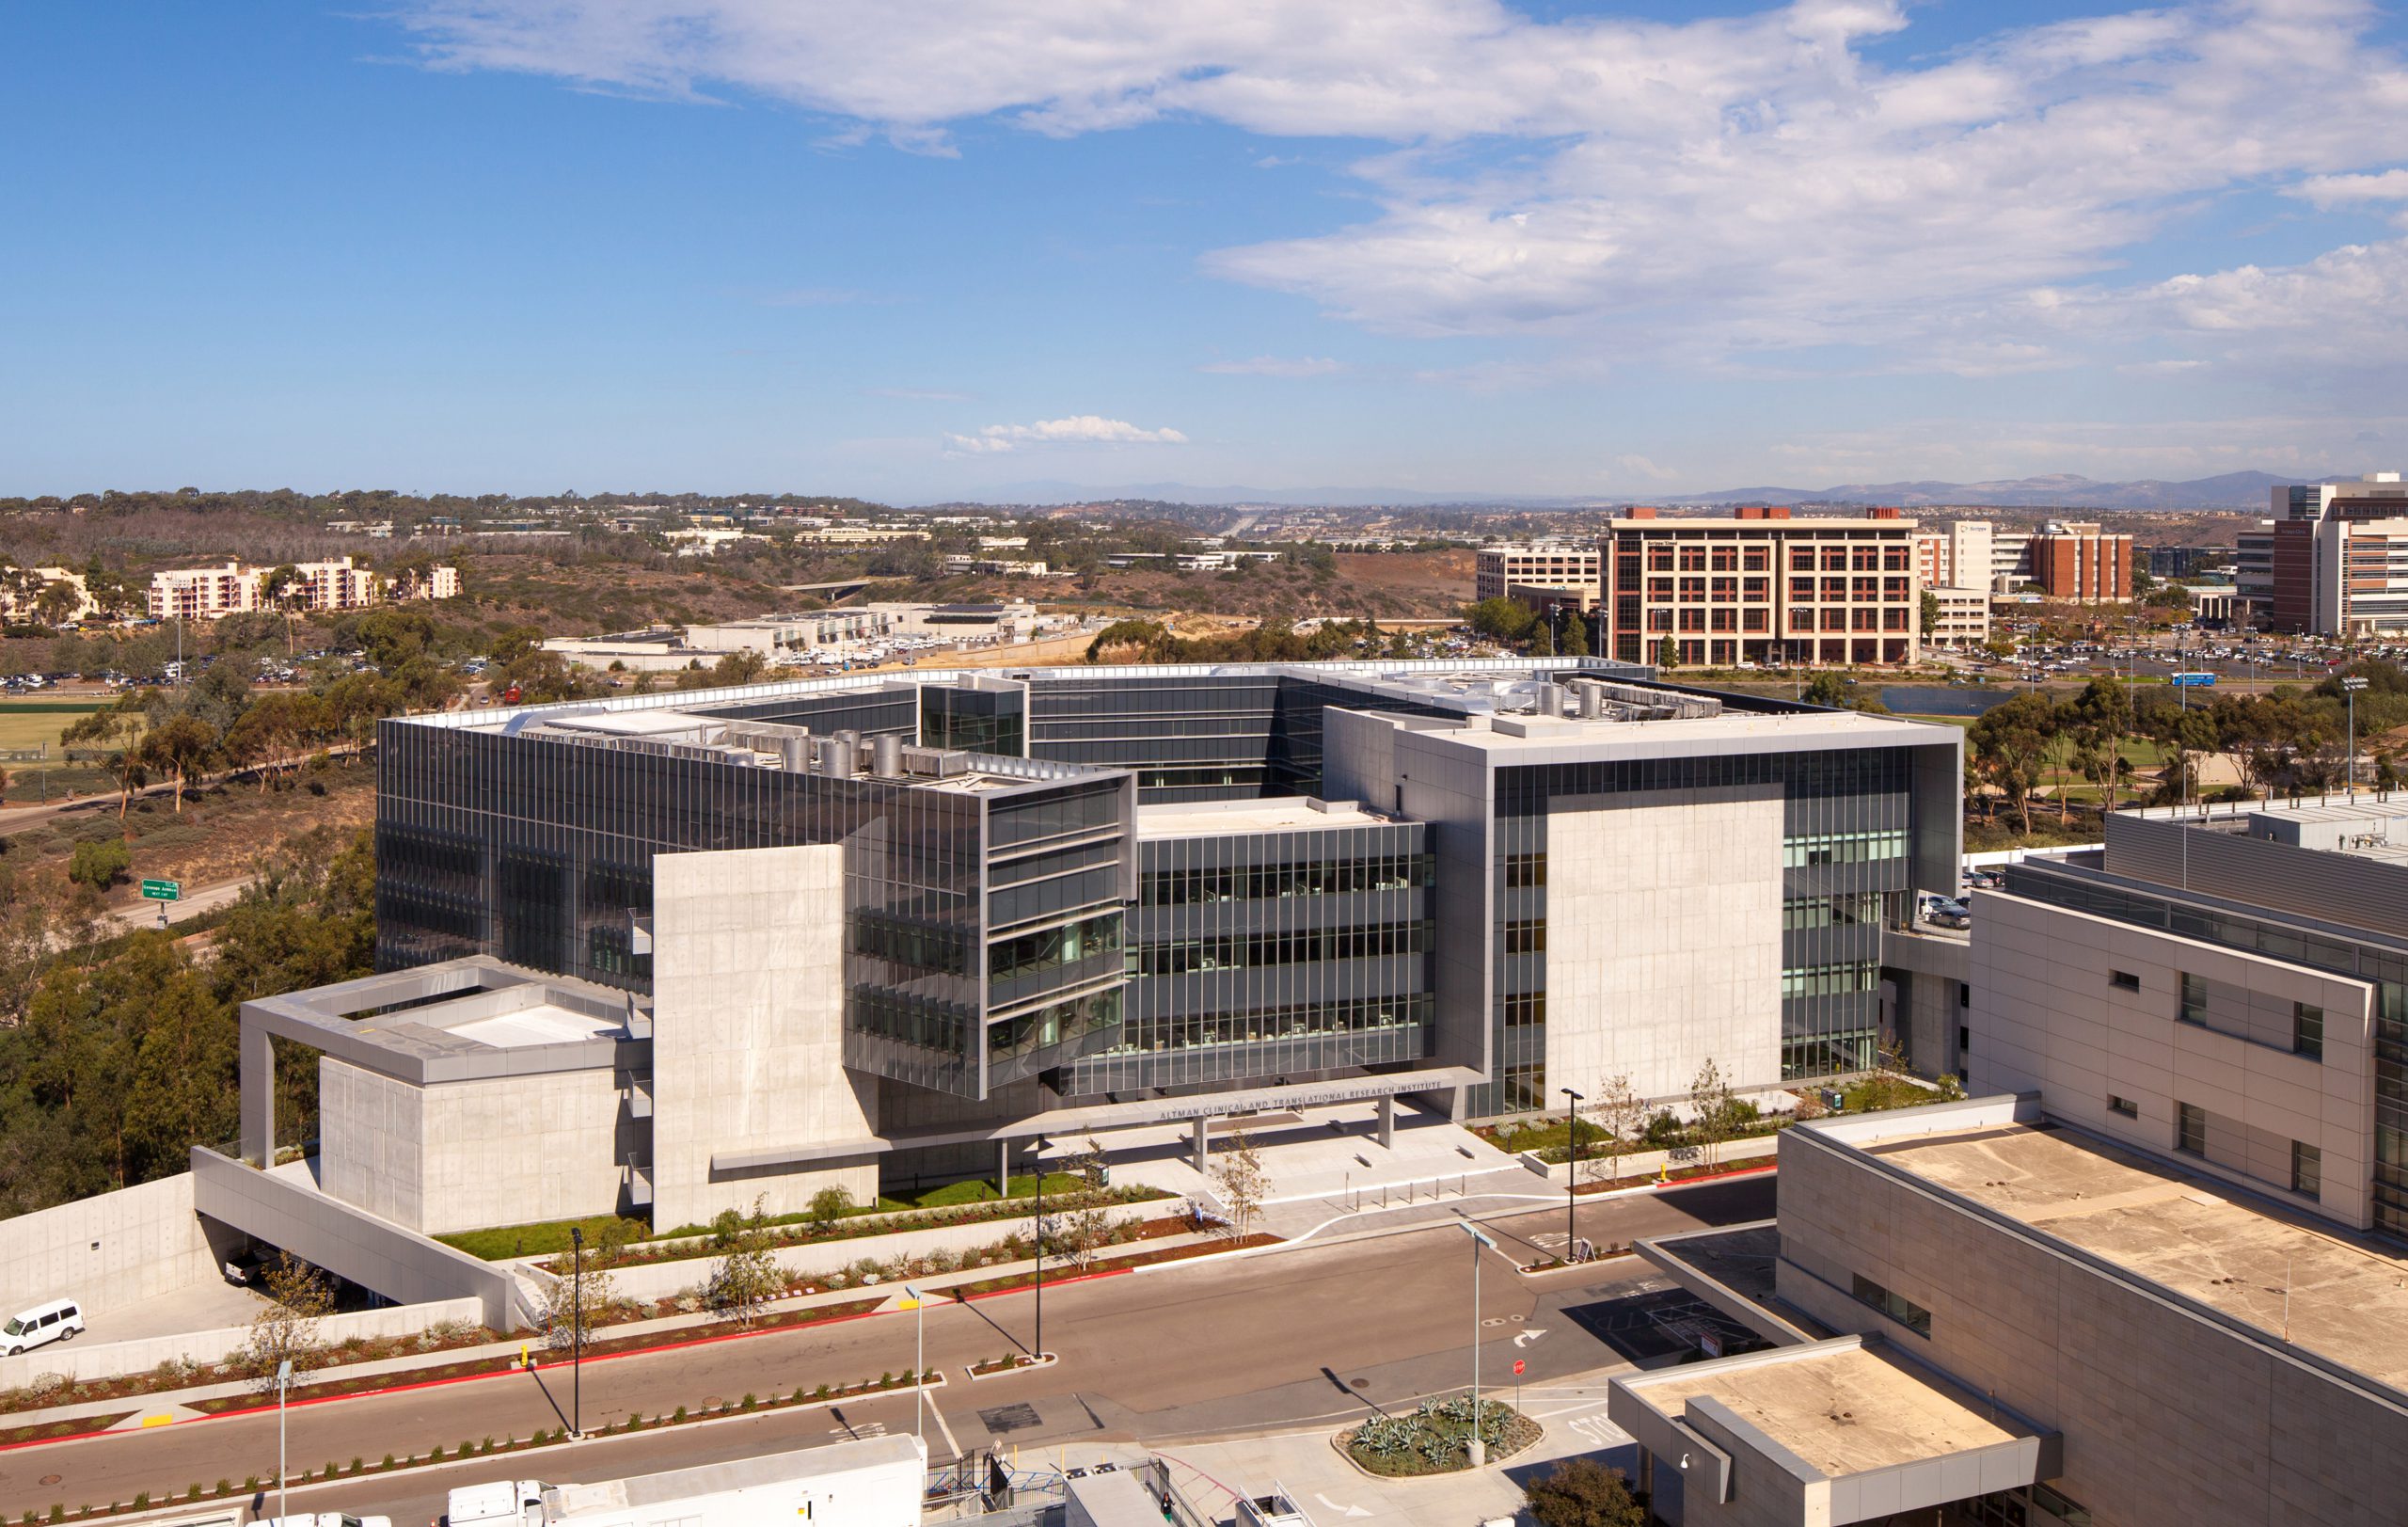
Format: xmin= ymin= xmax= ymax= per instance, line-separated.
xmin=2 ymin=1297 xmax=84 ymax=1356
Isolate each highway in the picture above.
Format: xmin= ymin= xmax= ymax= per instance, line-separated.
xmin=0 ymin=1176 xmax=1773 ymax=1524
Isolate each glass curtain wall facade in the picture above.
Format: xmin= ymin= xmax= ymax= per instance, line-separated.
xmin=2005 ymin=859 xmax=2408 ymax=1244
xmin=1473 ymin=746 xmax=1914 ymax=1115
xmin=374 ymin=719 xmax=1133 ymax=1101
xmin=1071 ymin=819 xmax=1435 ymax=1095
xmin=920 ymin=683 xmax=1028 ymax=757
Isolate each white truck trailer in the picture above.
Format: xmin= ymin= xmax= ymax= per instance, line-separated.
xmin=446 ymin=1434 xmax=926 ymax=1527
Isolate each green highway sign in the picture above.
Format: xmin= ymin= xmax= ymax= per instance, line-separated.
xmin=139 ymin=879 xmax=182 ymax=902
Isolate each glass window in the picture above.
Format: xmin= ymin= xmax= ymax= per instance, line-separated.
xmin=2178 ymin=972 xmax=2207 ymax=1024
xmin=2178 ymin=1101 xmax=2207 ymax=1155
xmin=2293 ymin=1139 xmax=2322 ymax=1198
xmin=2110 ymin=970 xmax=2141 ymax=992
xmin=1849 ymin=1273 xmax=1932 ymax=1337
xmin=2295 ymin=1001 xmax=2324 ymax=1060
xmin=2108 ymin=1095 xmax=2138 ymax=1119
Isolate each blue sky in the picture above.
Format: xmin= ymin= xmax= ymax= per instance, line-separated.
xmin=7 ymin=1 xmax=2408 ymax=503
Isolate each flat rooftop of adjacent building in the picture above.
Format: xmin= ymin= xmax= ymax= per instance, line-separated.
xmin=1861 ymin=1120 xmax=2408 ymax=1389
xmin=242 ymin=957 xmax=636 ymax=1086
xmin=1620 ymin=1342 xmax=2021 ymax=1476
xmin=1135 ymin=797 xmax=1398 ymax=839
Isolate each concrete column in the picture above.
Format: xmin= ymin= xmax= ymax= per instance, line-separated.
xmin=241 ymin=1020 xmax=275 ymax=1166
xmin=1193 ymin=1118 xmax=1210 ymax=1175
xmin=1378 ymin=1094 xmax=1396 ymax=1150
xmin=1001 ymin=1138 xmax=1011 ymax=1193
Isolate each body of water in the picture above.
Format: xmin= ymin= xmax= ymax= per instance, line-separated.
xmin=1879 ymin=686 xmax=2016 ymax=718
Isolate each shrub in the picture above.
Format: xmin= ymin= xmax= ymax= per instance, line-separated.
xmin=243 ymin=1478 xmax=258 ymax=1493
xmin=1523 ymin=1457 xmax=1647 ymax=1527
xmin=673 ymin=1405 xmax=688 ymax=1423
xmin=1641 ymin=1109 xmax=1685 ymax=1148
xmin=214 ymin=1481 xmax=231 ymax=1497
xmin=349 ymin=1457 xmax=363 ymax=1474
xmin=185 ymin=1487 xmax=200 ymax=1503
xmin=814 ymin=1382 xmax=832 ymax=1399
xmin=67 ymin=836 xmax=130 ymax=891
xmin=381 ymin=1455 xmax=396 ymax=1471
xmin=740 ymin=1392 xmax=756 ymax=1410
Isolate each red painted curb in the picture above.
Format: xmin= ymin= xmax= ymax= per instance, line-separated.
xmin=0 ymin=1261 xmax=1154 ymax=1451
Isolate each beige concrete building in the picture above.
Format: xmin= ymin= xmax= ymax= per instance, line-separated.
xmin=1925 ymin=586 xmax=1991 ymax=647
xmin=1616 ymin=1094 xmax=2408 ymax=1526
xmin=1474 ymin=544 xmax=1602 ymax=604
xmin=1971 ymin=806 xmax=2408 ymax=1240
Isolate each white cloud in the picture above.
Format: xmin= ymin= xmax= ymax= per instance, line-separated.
xmin=2289 ymin=168 xmax=2408 ymax=206
xmin=392 ymin=0 xmax=2408 ymax=373
xmin=1196 ymin=356 xmax=1344 ymax=376
xmin=944 ymin=415 xmax=1189 ymax=453
xmin=1614 ymin=453 xmax=1679 ymax=482
xmin=2115 ymin=359 xmax=2210 ymax=376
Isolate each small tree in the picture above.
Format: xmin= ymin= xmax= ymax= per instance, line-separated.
xmin=703 ymin=1198 xmax=781 ymax=1327
xmin=1656 ymin=633 xmax=1677 ymax=669
xmin=806 ymin=1185 xmax=855 ymax=1233
xmin=1055 ymin=1135 xmax=1115 ymax=1269
xmin=1523 ymin=1457 xmax=1647 ymax=1527
xmin=235 ymin=1253 xmax=335 ymax=1392
xmin=1687 ymin=1058 xmax=1735 ymax=1169
xmin=543 ymin=1245 xmax=618 ymax=1350
xmin=67 ymin=836 xmax=131 ymax=892
xmin=1592 ymin=1074 xmax=1644 ymax=1187
xmin=1210 ymin=1126 xmax=1267 ymax=1240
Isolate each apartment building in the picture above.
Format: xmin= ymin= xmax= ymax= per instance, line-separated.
xmin=1600 ymin=507 xmax=1924 ymax=667
xmin=2268 ymin=472 xmax=2408 ymax=634
xmin=1474 ymin=544 xmax=1603 ymax=604
xmin=291 ymin=556 xmax=383 ymax=612
xmin=147 ymin=557 xmax=459 ymax=620
xmin=2029 ymin=520 xmax=2132 ymax=603
xmin=147 ymin=562 xmax=262 ymax=621
xmin=0 ymin=566 xmax=97 ymax=624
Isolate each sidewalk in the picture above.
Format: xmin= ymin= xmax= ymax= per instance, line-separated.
xmin=3 ymin=1228 xmax=1226 ymax=1437
xmin=1155 ymin=1374 xmax=1640 ymax=1527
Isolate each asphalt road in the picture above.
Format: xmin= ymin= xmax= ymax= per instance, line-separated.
xmin=0 ymin=1176 xmax=1773 ymax=1524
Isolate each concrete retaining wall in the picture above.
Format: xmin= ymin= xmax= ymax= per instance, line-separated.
xmin=0 ymin=1296 xmax=484 ymax=1392
xmin=0 ymin=1171 xmax=225 ymax=1321
xmin=189 ymin=1148 xmax=529 ymax=1331
xmin=1516 ymin=1131 xmax=1782 ymax=1188
xmin=585 ymin=1200 xmax=1159 ymax=1303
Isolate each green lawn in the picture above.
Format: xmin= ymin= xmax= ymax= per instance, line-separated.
xmin=0 ymin=699 xmax=119 ymax=756
xmin=444 ymin=1171 xmax=1100 ymax=1260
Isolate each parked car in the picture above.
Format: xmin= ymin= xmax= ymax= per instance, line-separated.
xmin=2 ymin=1297 xmax=84 ymax=1356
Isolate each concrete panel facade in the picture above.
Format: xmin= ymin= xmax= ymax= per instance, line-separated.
xmin=650 ymin=843 xmax=879 ymax=1227
xmin=189 ymin=1148 xmax=529 ymax=1330
xmin=1774 ymin=1124 xmax=2408 ymax=1527
xmin=1971 ymin=888 xmax=2376 ymax=1229
xmin=0 ymin=1171 xmax=224 ymax=1321
xmin=1544 ymin=787 xmax=1785 ymax=1102
xmin=317 ymin=1059 xmax=626 ymax=1235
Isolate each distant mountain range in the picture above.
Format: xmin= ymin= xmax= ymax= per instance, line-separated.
xmin=1651 ymin=469 xmax=2327 ymax=511
xmin=937 ymin=469 xmax=2331 ymax=513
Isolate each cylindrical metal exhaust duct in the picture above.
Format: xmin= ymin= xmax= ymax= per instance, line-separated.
xmin=872 ymin=733 xmax=904 ymax=780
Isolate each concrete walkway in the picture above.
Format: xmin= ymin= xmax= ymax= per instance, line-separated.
xmin=1 ymin=1229 xmax=1226 ymax=1433
xmin=1154 ymin=1375 xmax=1640 ymax=1527
xmin=1095 ymin=1102 xmax=1527 ymax=1211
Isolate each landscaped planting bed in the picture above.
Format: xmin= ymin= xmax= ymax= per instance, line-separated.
xmin=1341 ymin=1396 xmax=1539 ymax=1476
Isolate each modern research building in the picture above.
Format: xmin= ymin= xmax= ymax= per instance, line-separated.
xmin=0 ymin=659 xmax=1964 ymax=1337
xmin=309 ymin=658 xmax=1958 ymax=1233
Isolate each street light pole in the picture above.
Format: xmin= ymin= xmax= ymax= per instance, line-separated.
xmin=569 ymin=1225 xmax=584 ymax=1439
xmin=903 ymin=1283 xmax=928 ymax=1454
xmin=1024 ymin=1136 xmax=1052 ymax=1360
xmin=1459 ymin=1223 xmax=1497 ymax=1467
xmin=1560 ymin=1088 xmax=1584 ymax=1266
xmin=2344 ymin=676 xmax=2368 ymax=797
xmin=276 ymin=1359 xmax=293 ymax=1524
